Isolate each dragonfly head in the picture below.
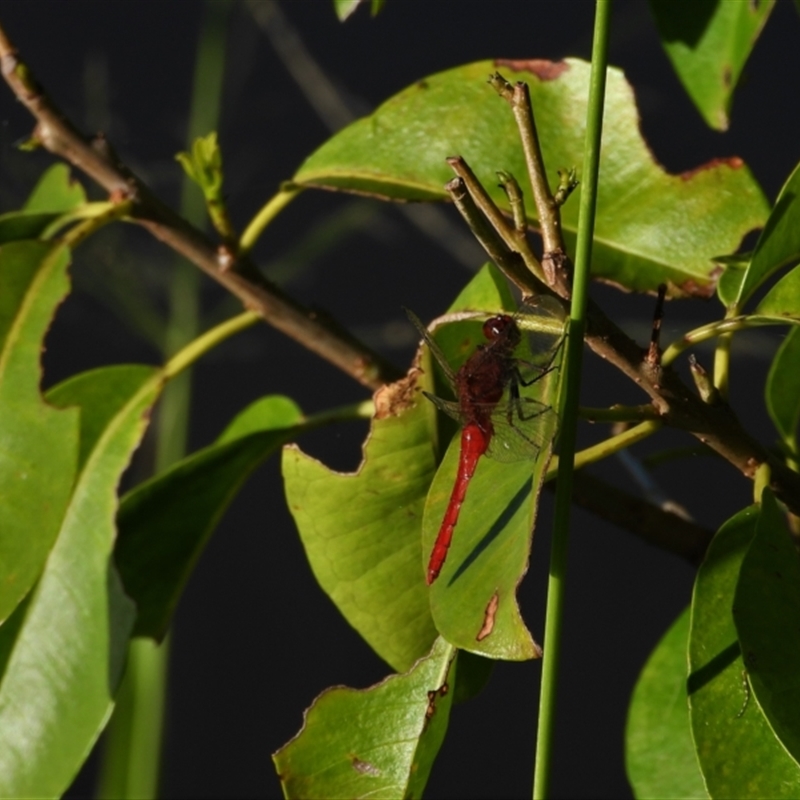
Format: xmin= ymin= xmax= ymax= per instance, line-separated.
xmin=482 ymin=314 xmax=520 ymax=346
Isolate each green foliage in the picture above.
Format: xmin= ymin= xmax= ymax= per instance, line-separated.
xmin=176 ymin=132 xmax=223 ymax=199
xmin=739 ymin=160 xmax=800 ymax=310
xmin=333 ymin=0 xmax=385 ymax=22
xmin=283 ymin=375 xmax=439 ymax=673
xmin=0 ymin=363 xmax=159 ymax=796
xmin=295 ymin=58 xmax=768 ymax=297
xmin=423 ymin=296 xmax=564 ymax=660
xmin=3 ymin=4 xmax=800 ymax=798
xmin=650 ymin=0 xmax=774 ymax=131
xmin=0 ymin=165 xmax=87 ymax=243
xmin=766 ymin=327 xmax=800 ymax=449
xmin=116 ymin=395 xmax=306 ymax=640
xmin=0 ymin=241 xmax=79 ymax=625
xmin=629 ymin=496 xmax=800 ymax=799
xmin=688 ymin=504 xmax=800 ymax=797
xmin=175 ymin=131 xmax=236 ymax=241
xmin=273 ymin=637 xmax=456 ymax=799
xmin=625 ymin=607 xmax=707 ymax=799
xmin=733 ymin=491 xmax=800 ymax=764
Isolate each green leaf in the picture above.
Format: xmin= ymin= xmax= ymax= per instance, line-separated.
xmin=22 ymin=164 xmax=86 ymax=213
xmin=333 ymin=0 xmax=362 ymax=20
xmin=282 ymin=264 xmax=509 ymax=671
xmin=0 ymin=241 xmax=79 ymax=624
xmin=273 ymin=637 xmax=456 ymax=800
xmin=625 ymin=606 xmax=707 ymax=799
xmin=175 ymin=131 xmax=223 ymax=197
xmin=0 ymin=364 xmax=162 ymax=797
xmin=713 ymin=253 xmax=750 ymax=308
xmin=333 ymin=0 xmax=384 ymax=21
xmin=294 ymin=59 xmax=768 ymax=298
xmin=424 ymin=312 xmax=564 ymax=660
xmin=116 ymin=395 xmax=305 ymax=639
xmin=765 ymin=327 xmax=800 ymax=446
xmin=423 ymin=438 xmax=558 ymax=661
xmin=0 ymin=212 xmax=66 ymax=244
xmin=650 ymin=0 xmax=774 ymax=131
xmin=688 ymin=505 xmax=800 ymax=798
xmin=733 ymin=489 xmax=800 ymax=766
xmin=0 ymin=165 xmax=89 ymax=245
xmin=283 ymin=390 xmax=439 ymax=673
xmin=756 ymin=263 xmax=800 ymax=318
xmin=740 ymin=160 xmax=800 ymax=309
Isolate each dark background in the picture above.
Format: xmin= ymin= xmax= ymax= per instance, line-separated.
xmin=1 ymin=1 xmax=799 ymax=797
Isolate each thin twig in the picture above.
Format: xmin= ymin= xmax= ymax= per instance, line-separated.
xmin=0 ymin=22 xmax=400 ymax=390
xmin=445 ymin=177 xmax=541 ymax=295
xmin=446 ymin=156 xmax=544 ymax=281
xmin=489 ymin=72 xmax=571 ymax=296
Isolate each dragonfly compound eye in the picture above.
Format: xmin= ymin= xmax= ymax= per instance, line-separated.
xmin=483 ymin=315 xmax=518 ymax=342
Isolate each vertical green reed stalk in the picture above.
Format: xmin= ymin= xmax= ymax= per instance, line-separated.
xmin=532 ymin=2 xmax=611 ymax=797
xmin=96 ymin=2 xmax=232 ymax=797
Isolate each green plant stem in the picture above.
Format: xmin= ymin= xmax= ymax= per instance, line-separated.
xmin=661 ymin=313 xmax=799 ymax=367
xmin=58 ymin=201 xmax=132 ymax=249
xmin=163 ymin=311 xmax=261 ymax=379
xmin=577 ymin=404 xmax=659 ymax=423
xmin=642 ymin=444 xmax=718 ymax=469
xmin=545 ymin=420 xmax=661 ymax=482
xmin=96 ymin=638 xmax=169 ymax=799
xmin=239 ymin=184 xmax=303 ymax=255
xmin=713 ymin=331 xmax=732 ymax=400
xmin=533 ymin=2 xmax=611 ymax=798
xmin=754 ymin=462 xmax=771 ymax=503
xmin=97 ymin=3 xmax=232 ymax=798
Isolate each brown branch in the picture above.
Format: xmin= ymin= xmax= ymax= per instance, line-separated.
xmin=4 ymin=19 xmax=800 ymax=541
xmin=454 ymin=73 xmax=800 ymax=517
xmin=0 ymin=23 xmax=401 ymax=390
xmin=564 ymin=472 xmax=714 ymax=565
xmin=445 ymin=155 xmax=800 ymax=514
xmin=489 ymin=73 xmax=571 ymax=294
xmin=580 ymin=305 xmax=800 ymax=516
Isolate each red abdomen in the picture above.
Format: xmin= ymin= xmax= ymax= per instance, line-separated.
xmin=427 ymin=422 xmax=490 ymax=584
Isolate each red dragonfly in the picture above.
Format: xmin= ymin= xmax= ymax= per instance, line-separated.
xmin=408 ymin=298 xmax=565 ymax=584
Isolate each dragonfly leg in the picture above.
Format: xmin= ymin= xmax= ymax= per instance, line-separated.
xmin=505 ymin=379 xmax=548 ymax=451
xmin=514 ymin=362 xmax=557 ymax=387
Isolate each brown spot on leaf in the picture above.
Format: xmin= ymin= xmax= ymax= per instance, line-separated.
xmin=423 ymin=680 xmax=450 ymax=730
xmin=374 ymin=365 xmax=422 ymax=419
xmin=349 ymin=754 xmax=382 ymax=777
xmin=494 ymin=58 xmax=569 ymax=81
xmin=680 ymin=157 xmax=744 ymax=181
xmin=676 ymin=277 xmax=716 ymax=300
xmin=476 ymin=591 xmax=499 ymax=641
xmin=723 ymin=65 xmax=733 ymax=89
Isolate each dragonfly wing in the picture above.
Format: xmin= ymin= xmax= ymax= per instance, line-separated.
xmin=515 ymin=296 xmax=568 ymax=378
xmin=486 ymin=399 xmax=558 ymax=463
xmin=405 ymin=308 xmax=457 ymax=386
xmin=421 ymin=391 xmax=462 ymax=424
